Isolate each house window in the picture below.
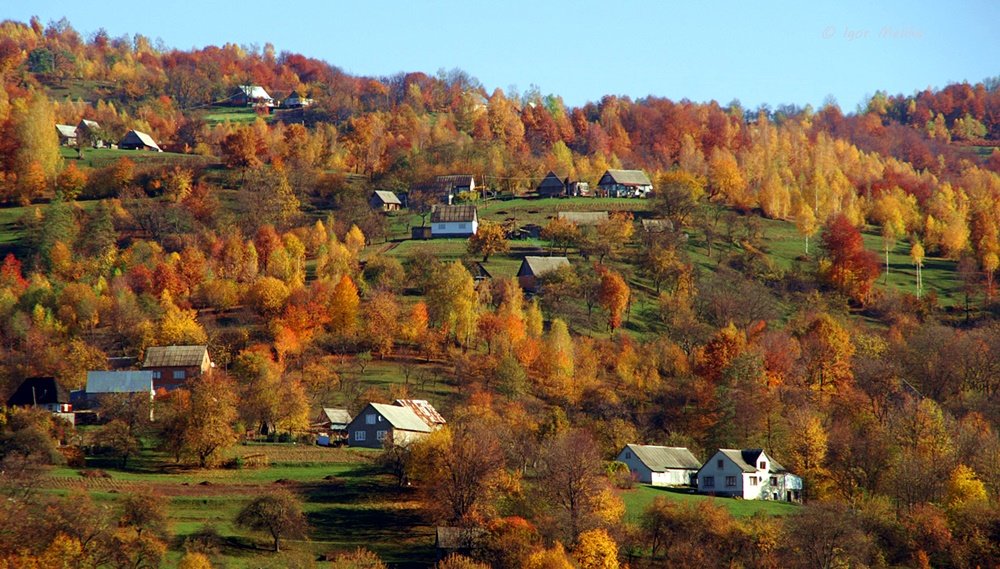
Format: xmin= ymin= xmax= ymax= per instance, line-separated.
xmin=173 ymin=370 xmax=186 ymax=380
xmin=625 ymin=452 xmax=631 ymax=459
xmin=749 ymin=476 xmax=759 ymax=485
xmin=759 ymin=461 xmax=766 ymax=469
xmin=376 ymin=430 xmax=387 ymax=441
xmin=355 ymin=431 xmax=366 ymax=441
xmin=438 ymin=224 xmax=446 ymax=230
xmin=152 ymin=371 xmax=162 ymax=380
xmin=717 ymin=459 xmax=724 ymax=469
xmin=770 ymin=476 xmax=777 ymax=486
xmin=704 ymin=476 xmax=714 ymax=488
xmin=725 ymin=476 xmax=737 ymax=487
xmin=365 ymin=414 xmax=376 ymax=425
xmin=459 ymin=223 xmax=466 ymax=229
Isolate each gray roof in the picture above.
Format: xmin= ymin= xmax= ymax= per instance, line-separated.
xmin=716 ymin=448 xmax=788 ymax=473
xmin=623 ymin=444 xmax=702 ymax=471
xmin=369 ymin=402 xmax=433 ymax=432
xmin=436 ymin=527 xmax=485 ymax=550
xmin=372 ymin=190 xmax=402 ymax=205
xmin=86 ymin=371 xmax=154 ymax=394
xmin=142 ymin=345 xmax=209 ymax=368
xmin=557 ymin=211 xmax=609 ymax=225
xmin=431 ymin=204 xmax=477 ymax=223
xmin=395 ymin=399 xmax=446 ymax=426
xmin=78 ymin=119 xmax=100 ymax=129
xmin=436 ymin=175 xmax=475 ymax=187
xmin=520 ymin=256 xmax=570 ymax=277
xmin=56 ymin=124 xmax=77 ymax=138
xmin=600 ymin=169 xmax=652 ymax=187
xmin=318 ymin=408 xmax=352 ymax=426
xmin=120 ymin=129 xmax=161 ymax=151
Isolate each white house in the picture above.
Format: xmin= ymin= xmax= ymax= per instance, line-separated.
xmin=696 ymin=449 xmax=802 ymax=502
xmin=430 ymin=204 xmax=478 ymax=237
xmin=616 ymin=444 xmax=702 ymax=486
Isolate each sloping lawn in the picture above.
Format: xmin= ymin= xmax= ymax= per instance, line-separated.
xmin=620 ymin=484 xmax=800 ymax=522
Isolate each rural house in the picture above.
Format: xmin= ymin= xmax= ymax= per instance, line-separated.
xmin=616 ymin=444 xmax=702 ymax=486
xmin=536 ymin=171 xmax=567 ymax=197
xmin=394 ymin=399 xmax=446 ymax=429
xmin=55 ymin=124 xmax=77 ymax=146
xmin=346 ymin=402 xmax=432 ymax=448
xmin=597 ymin=169 xmax=653 ymax=198
xmin=557 ymin=211 xmax=609 ymax=226
xmin=412 ymin=175 xmax=476 ymax=204
xmin=696 ymin=449 xmax=802 ymax=502
xmin=142 ymin=345 xmax=213 ymax=390
xmin=314 ymin=408 xmax=352 ymax=446
xmin=430 ymin=204 xmax=478 ymax=237
xmin=234 ymin=85 xmax=275 ymax=107
xmin=283 ymin=92 xmax=314 ymax=108
xmin=76 ymin=119 xmax=105 ymax=147
xmin=119 ymin=129 xmax=162 ymax=152
xmin=369 ymin=190 xmax=402 ymax=211
xmin=517 ymin=256 xmax=570 ymax=292
xmin=6 ymin=377 xmax=72 ymax=413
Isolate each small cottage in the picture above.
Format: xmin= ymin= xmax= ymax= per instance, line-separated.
xmin=394 ymin=399 xmax=446 ymax=429
xmin=346 ymin=402 xmax=432 ymax=448
xmin=616 ymin=444 xmax=702 ymax=486
xmin=142 ymin=345 xmax=212 ymax=391
xmin=517 ymin=256 xmax=570 ymax=292
xmin=283 ymin=92 xmax=314 ymax=108
xmin=234 ymin=85 xmax=275 ymax=107
xmin=6 ymin=377 xmax=71 ymax=413
xmin=430 ymin=205 xmax=478 ymax=237
xmin=314 ymin=408 xmax=352 ymax=446
xmin=536 ymin=172 xmax=567 ymax=197
xmin=55 ymin=124 xmax=77 ymax=146
xmin=597 ymin=169 xmax=653 ymax=198
xmin=119 ymin=130 xmax=162 ymax=152
xmin=696 ymin=448 xmax=802 ymax=502
xmin=369 ymin=190 xmax=402 ymax=211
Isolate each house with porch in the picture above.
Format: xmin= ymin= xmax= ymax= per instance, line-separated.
xmin=696 ymin=448 xmax=802 ymax=502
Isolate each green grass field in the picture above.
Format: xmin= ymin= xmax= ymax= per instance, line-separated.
xmin=59 ymin=146 xmax=216 ymax=169
xmin=202 ymin=107 xmax=269 ymax=125
xmin=619 ymin=484 xmax=800 ymax=522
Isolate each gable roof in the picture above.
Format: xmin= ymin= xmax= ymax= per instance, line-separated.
xmin=394 ymin=399 xmax=446 ymax=426
xmin=318 ymin=408 xmax=352 ymax=426
xmin=622 ymin=444 xmax=703 ymax=471
xmin=238 ymin=85 xmax=273 ymax=100
xmin=537 ymin=171 xmax=566 ymax=191
xmin=142 ymin=345 xmax=209 ymax=368
xmin=520 ymin=256 xmax=570 ymax=277
xmin=367 ymin=402 xmax=433 ymax=432
xmin=715 ymin=448 xmax=787 ymax=473
xmin=557 ymin=211 xmax=609 ymax=225
xmin=600 ymin=169 xmax=652 ymax=187
xmin=120 ymin=130 xmax=161 ymax=151
xmin=6 ymin=377 xmax=70 ymax=406
xmin=86 ymin=371 xmax=155 ymax=394
xmin=56 ymin=124 xmax=77 ymax=138
xmin=78 ymin=119 xmax=100 ymax=130
xmin=372 ymin=190 xmax=402 ymax=205
xmin=431 ymin=204 xmax=477 ymax=223
xmin=436 ymin=174 xmax=475 ymax=188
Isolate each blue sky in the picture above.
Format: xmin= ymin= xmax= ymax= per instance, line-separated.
xmin=6 ymin=1 xmax=998 ymax=110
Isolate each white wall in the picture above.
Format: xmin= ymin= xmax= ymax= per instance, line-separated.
xmin=697 ymin=452 xmax=747 ymax=496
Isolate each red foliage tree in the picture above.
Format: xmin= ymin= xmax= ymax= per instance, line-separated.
xmin=820 ymin=214 xmax=881 ymax=304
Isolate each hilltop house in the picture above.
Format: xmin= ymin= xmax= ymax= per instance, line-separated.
xmin=283 ymin=92 xmax=314 ymax=108
xmin=119 ymin=130 xmax=162 ymax=152
xmin=6 ymin=377 xmax=72 ymax=413
xmin=369 ymin=190 xmax=402 ymax=211
xmin=346 ymin=402 xmax=433 ymax=448
xmin=616 ymin=444 xmax=702 ymax=486
xmin=141 ymin=345 xmax=212 ymax=390
xmin=696 ymin=449 xmax=802 ymax=502
xmin=597 ymin=169 xmax=653 ymax=198
xmin=430 ymin=204 xmax=478 ymax=237
xmin=234 ymin=85 xmax=275 ymax=107
xmin=517 ymin=256 xmax=570 ymax=292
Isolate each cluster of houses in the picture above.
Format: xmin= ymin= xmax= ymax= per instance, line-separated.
xmin=616 ymin=444 xmax=802 ymax=502
xmin=56 ymin=119 xmax=162 ymax=153
xmin=5 ymin=345 xmax=212 ymax=424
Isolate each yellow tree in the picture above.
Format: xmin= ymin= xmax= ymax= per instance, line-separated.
xmin=184 ymin=372 xmax=239 ymax=467
xmin=428 ymin=261 xmax=478 ymax=347
xmin=540 ymin=318 xmax=575 ymax=401
xmin=467 ymin=221 xmax=509 ymax=262
xmin=794 ymin=200 xmax=818 ymax=255
xmin=574 ymin=528 xmax=619 ymax=569
xmin=11 ymin=92 xmax=61 ymax=201
xmin=910 ymin=240 xmax=925 ymax=297
xmin=329 ymin=274 xmax=360 ymax=338
xmin=364 ymin=291 xmax=400 ymax=358
xmin=158 ymin=292 xmax=208 ymax=346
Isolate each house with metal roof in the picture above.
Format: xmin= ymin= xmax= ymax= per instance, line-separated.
xmin=597 ymin=169 xmax=653 ymax=198
xmin=369 ymin=190 xmax=403 ymax=211
xmin=517 ymin=256 xmax=571 ymax=292
xmin=119 ymin=129 xmax=162 ymax=152
xmin=394 ymin=399 xmax=446 ymax=429
xmin=142 ymin=345 xmax=212 ymax=390
xmin=430 ymin=204 xmax=478 ymax=237
xmin=86 ymin=370 xmax=155 ymax=396
xmin=347 ymin=402 xmax=433 ymax=448
xmin=696 ymin=448 xmax=802 ymax=502
xmin=55 ymin=124 xmax=78 ymax=146
xmin=234 ymin=85 xmax=275 ymax=107
xmin=617 ymin=444 xmax=703 ymax=486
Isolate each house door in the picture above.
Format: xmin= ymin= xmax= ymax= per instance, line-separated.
xmin=786 ymin=491 xmax=791 ymax=502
